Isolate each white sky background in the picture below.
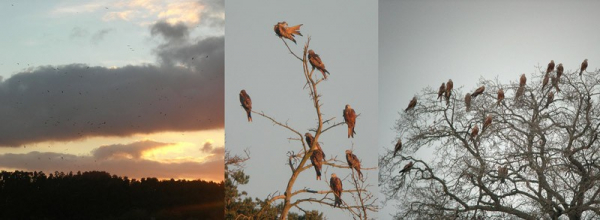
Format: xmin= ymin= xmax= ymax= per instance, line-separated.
xmin=379 ymin=1 xmax=600 ymax=219
xmin=226 ymin=1 xmax=378 ymax=219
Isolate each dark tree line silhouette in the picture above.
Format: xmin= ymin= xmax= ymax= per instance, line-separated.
xmin=0 ymin=170 xmax=224 ymax=219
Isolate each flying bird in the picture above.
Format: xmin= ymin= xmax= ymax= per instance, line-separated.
xmin=546 ymin=60 xmax=555 ymax=74
xmin=471 ymin=86 xmax=485 ymax=98
xmin=310 ymin=146 xmax=325 ymax=180
xmin=545 ymin=91 xmax=554 ymax=108
xmin=405 ymin=97 xmax=417 ymax=112
xmin=239 ymin=90 xmax=252 ymax=122
xmin=465 ymin=93 xmax=471 ymax=111
xmin=343 ymin=105 xmax=357 ymax=138
xmin=399 ymin=161 xmax=413 ymax=174
xmin=437 ymin=82 xmax=446 ymax=102
xmin=345 ymin=150 xmax=363 ymax=179
xmin=519 ymin=74 xmax=527 ymax=87
xmin=497 ymin=89 xmax=504 ymax=106
xmin=308 ymin=49 xmax=330 ymax=79
xmin=542 ymin=73 xmax=549 ymax=89
xmin=580 ymin=59 xmax=588 ymax=76
xmin=330 ymin=173 xmax=343 ymax=208
xmin=557 ymin=63 xmax=564 ymax=79
xmin=471 ymin=124 xmax=479 ymax=139
xmin=483 ymin=115 xmax=492 ymax=131
xmin=274 ymin=21 xmax=303 ymax=44
xmin=393 ymin=139 xmax=402 ymax=157
xmin=445 ymin=79 xmax=454 ymax=103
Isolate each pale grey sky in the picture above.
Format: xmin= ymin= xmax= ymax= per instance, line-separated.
xmin=379 ymin=0 xmax=600 ymax=219
xmin=226 ymin=0 xmax=378 ymax=219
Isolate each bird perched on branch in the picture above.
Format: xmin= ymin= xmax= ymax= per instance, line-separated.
xmin=239 ymin=90 xmax=252 ymax=122
xmin=399 ymin=161 xmax=414 ymax=174
xmin=345 ymin=150 xmax=363 ymax=179
xmin=497 ymin=89 xmax=504 ymax=106
xmin=437 ymin=82 xmax=446 ymax=102
xmin=274 ymin=21 xmax=303 ymax=44
xmin=471 ymin=86 xmax=485 ymax=98
xmin=483 ymin=115 xmax=492 ymax=131
xmin=465 ymin=93 xmax=471 ymax=111
xmin=546 ymin=91 xmax=554 ymax=108
xmin=405 ymin=97 xmax=417 ymax=112
xmin=542 ymin=73 xmax=549 ymax=89
xmin=445 ymin=79 xmax=454 ymax=104
xmin=393 ymin=139 xmax=402 ymax=157
xmin=515 ymin=86 xmax=524 ymax=101
xmin=557 ymin=63 xmax=564 ymax=79
xmin=330 ymin=173 xmax=343 ymax=208
xmin=520 ymin=74 xmax=527 ymax=87
xmin=343 ymin=105 xmax=357 ymax=138
xmin=308 ymin=50 xmax=330 ymax=79
xmin=498 ymin=166 xmax=508 ymax=183
xmin=546 ymin=60 xmax=555 ymax=74
xmin=580 ymin=59 xmax=588 ymax=76
xmin=471 ymin=124 xmax=479 ymax=139
xmin=306 ymin=133 xmax=325 ymax=180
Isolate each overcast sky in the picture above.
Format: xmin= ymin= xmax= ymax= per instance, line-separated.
xmin=0 ymin=0 xmax=224 ymax=181
xmin=226 ymin=0 xmax=378 ymax=219
xmin=379 ymin=0 xmax=600 ymax=218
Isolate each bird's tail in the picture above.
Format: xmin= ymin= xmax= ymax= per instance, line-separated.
xmin=357 ymin=170 xmax=363 ymax=179
xmin=288 ymin=24 xmax=303 ymax=36
xmin=315 ymin=168 xmax=321 ymax=180
xmin=580 ymin=69 xmax=583 ymax=76
xmin=247 ymin=111 xmax=252 ymax=122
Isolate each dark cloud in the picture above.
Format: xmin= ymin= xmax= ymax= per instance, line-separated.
xmin=92 ymin=140 xmax=171 ymax=160
xmin=196 ymin=0 xmax=225 ymax=29
xmin=91 ymin=28 xmax=114 ymax=44
xmin=0 ymin=151 xmax=223 ymax=180
xmin=151 ymin=21 xmax=189 ymax=42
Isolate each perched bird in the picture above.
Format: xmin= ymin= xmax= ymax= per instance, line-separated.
xmin=556 ymin=63 xmax=564 ymax=79
xmin=519 ymin=74 xmax=527 ymax=87
xmin=546 ymin=60 xmax=555 ymax=74
xmin=310 ymin=146 xmax=325 ymax=180
xmin=471 ymin=124 xmax=479 ymax=139
xmin=308 ymin=50 xmax=330 ymax=79
xmin=343 ymin=105 xmax=357 ymax=138
xmin=580 ymin=59 xmax=588 ymax=76
xmin=437 ymin=82 xmax=446 ymax=101
xmin=239 ymin=90 xmax=252 ymax=122
xmin=551 ymin=76 xmax=560 ymax=92
xmin=274 ymin=21 xmax=303 ymax=44
xmin=498 ymin=166 xmax=508 ymax=183
xmin=345 ymin=150 xmax=363 ymax=179
xmin=515 ymin=86 xmax=524 ymax=101
xmin=305 ymin=133 xmax=323 ymax=153
xmin=330 ymin=173 xmax=343 ymax=208
xmin=393 ymin=139 xmax=402 ymax=157
xmin=483 ymin=115 xmax=492 ymax=131
xmin=545 ymin=91 xmax=554 ymax=108
xmin=497 ymin=89 xmax=504 ymax=106
xmin=445 ymin=79 xmax=454 ymax=103
xmin=399 ymin=161 xmax=414 ymax=174
xmin=405 ymin=97 xmax=417 ymax=112
xmin=471 ymin=86 xmax=485 ymax=98
xmin=465 ymin=93 xmax=471 ymax=111
xmin=542 ymin=73 xmax=549 ymax=89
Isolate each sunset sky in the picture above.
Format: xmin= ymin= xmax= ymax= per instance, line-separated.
xmin=0 ymin=0 xmax=224 ymax=182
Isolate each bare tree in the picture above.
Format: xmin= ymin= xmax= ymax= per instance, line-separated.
xmin=238 ymin=25 xmax=377 ymax=219
xmin=380 ymin=67 xmax=600 ymax=219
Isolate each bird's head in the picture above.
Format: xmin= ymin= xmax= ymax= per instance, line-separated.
xmin=345 ymin=150 xmax=352 ymax=154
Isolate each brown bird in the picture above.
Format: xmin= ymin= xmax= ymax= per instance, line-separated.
xmin=545 ymin=91 xmax=554 ymax=108
xmin=343 ymin=105 xmax=357 ymax=138
xmin=483 ymin=115 xmax=492 ymax=131
xmin=556 ymin=63 xmax=564 ymax=79
xmin=471 ymin=86 xmax=485 ymax=98
xmin=514 ymin=86 xmax=524 ymax=101
xmin=330 ymin=173 xmax=343 ymax=208
xmin=519 ymin=74 xmax=527 ymax=87
xmin=437 ymin=82 xmax=446 ymax=101
xmin=551 ymin=76 xmax=560 ymax=92
xmin=274 ymin=21 xmax=303 ymax=44
xmin=399 ymin=161 xmax=413 ymax=174
xmin=580 ymin=59 xmax=588 ymax=76
xmin=498 ymin=166 xmax=508 ymax=183
xmin=239 ymin=90 xmax=252 ymax=122
xmin=497 ymin=89 xmax=504 ymax=106
xmin=542 ymin=73 xmax=549 ymax=89
xmin=465 ymin=93 xmax=471 ymax=111
xmin=471 ymin=124 xmax=479 ymax=139
xmin=546 ymin=60 xmax=555 ymax=74
xmin=445 ymin=79 xmax=454 ymax=103
xmin=345 ymin=150 xmax=362 ymax=179
xmin=405 ymin=96 xmax=417 ymax=112
xmin=393 ymin=139 xmax=402 ymax=157
xmin=305 ymin=132 xmax=323 ymax=153
xmin=308 ymin=49 xmax=330 ymax=79
xmin=310 ymin=146 xmax=325 ymax=180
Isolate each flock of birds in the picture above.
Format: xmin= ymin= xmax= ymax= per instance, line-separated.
xmin=393 ymin=58 xmax=590 ymax=178
xmin=237 ymin=22 xmax=365 ymax=209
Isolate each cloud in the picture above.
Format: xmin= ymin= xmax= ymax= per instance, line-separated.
xmin=92 ymin=140 xmax=171 ymax=160
xmin=90 ymin=28 xmax=114 ymax=44
xmin=151 ymin=21 xmax=189 ymax=42
xmin=0 ymin=150 xmax=223 ymax=181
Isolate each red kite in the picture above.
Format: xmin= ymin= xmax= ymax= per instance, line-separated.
xmin=308 ymin=49 xmax=330 ymax=79
xmin=393 ymin=139 xmax=402 ymax=157
xmin=515 ymin=86 xmax=524 ymax=101
xmin=497 ymin=89 xmax=504 ymax=106
xmin=542 ymin=73 xmax=549 ymax=89
xmin=498 ymin=166 xmax=508 ymax=183
xmin=305 ymin=132 xmax=323 ymax=152
xmin=471 ymin=124 xmax=479 ymax=138
xmin=239 ymin=90 xmax=252 ymax=122
xmin=399 ymin=161 xmax=413 ymax=174
xmin=437 ymin=82 xmax=446 ymax=101
xmin=330 ymin=173 xmax=343 ymax=208
xmin=310 ymin=146 xmax=325 ymax=180
xmin=580 ymin=59 xmax=588 ymax=76
xmin=471 ymin=86 xmax=485 ymax=98
xmin=545 ymin=91 xmax=554 ymax=108
xmin=343 ymin=105 xmax=357 ymax=138
xmin=546 ymin=60 xmax=555 ymax=74
xmin=274 ymin=21 xmax=303 ymax=44
xmin=345 ymin=150 xmax=362 ymax=179
xmin=557 ymin=63 xmax=564 ymax=79
xmin=445 ymin=79 xmax=454 ymax=103
xmin=520 ymin=74 xmax=527 ymax=87
xmin=483 ymin=115 xmax=492 ymax=131
xmin=405 ymin=97 xmax=417 ymax=112
xmin=465 ymin=93 xmax=471 ymax=111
